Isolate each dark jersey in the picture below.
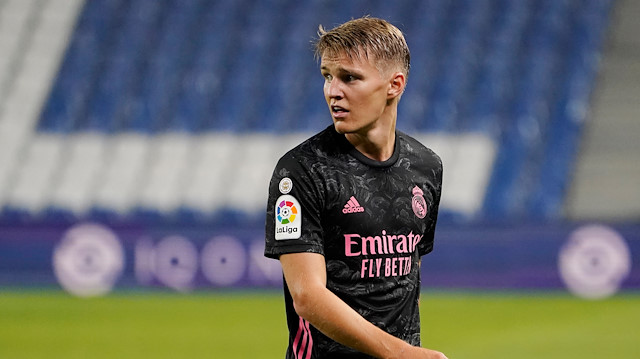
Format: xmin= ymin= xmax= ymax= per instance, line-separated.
xmin=265 ymin=125 xmax=442 ymax=359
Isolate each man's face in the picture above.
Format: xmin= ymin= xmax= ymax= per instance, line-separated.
xmin=320 ymin=51 xmax=391 ymax=135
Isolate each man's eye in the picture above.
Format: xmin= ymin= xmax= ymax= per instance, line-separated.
xmin=344 ymin=75 xmax=357 ymax=82
xmin=323 ymin=74 xmax=332 ymax=81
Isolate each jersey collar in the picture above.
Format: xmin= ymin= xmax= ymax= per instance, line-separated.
xmin=330 ymin=126 xmax=400 ymax=168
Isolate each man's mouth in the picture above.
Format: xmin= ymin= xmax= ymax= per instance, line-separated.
xmin=331 ymin=106 xmax=349 ymax=115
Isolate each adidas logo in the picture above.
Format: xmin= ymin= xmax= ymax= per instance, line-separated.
xmin=342 ymin=196 xmax=365 ymax=214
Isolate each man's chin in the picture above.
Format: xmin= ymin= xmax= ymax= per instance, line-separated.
xmin=332 ymin=121 xmax=352 ymax=135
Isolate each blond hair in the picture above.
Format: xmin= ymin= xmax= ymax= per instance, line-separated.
xmin=314 ymin=16 xmax=411 ymax=78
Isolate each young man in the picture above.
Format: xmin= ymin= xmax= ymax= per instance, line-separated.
xmin=265 ymin=17 xmax=446 ymax=359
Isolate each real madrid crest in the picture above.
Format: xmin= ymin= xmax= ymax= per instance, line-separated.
xmin=411 ymin=186 xmax=427 ymax=219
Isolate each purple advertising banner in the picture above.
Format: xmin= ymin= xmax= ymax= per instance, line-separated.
xmin=0 ymin=221 xmax=638 ymax=299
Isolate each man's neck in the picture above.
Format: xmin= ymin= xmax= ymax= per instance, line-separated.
xmin=344 ymin=117 xmax=396 ymax=162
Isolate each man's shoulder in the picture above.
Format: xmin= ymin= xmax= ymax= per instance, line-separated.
xmin=397 ymin=130 xmax=442 ymax=165
xmin=278 ymin=125 xmax=341 ymax=164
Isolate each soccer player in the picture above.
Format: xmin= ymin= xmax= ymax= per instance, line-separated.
xmin=265 ymin=17 xmax=446 ymax=359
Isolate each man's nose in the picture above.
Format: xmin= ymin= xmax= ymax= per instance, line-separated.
xmin=326 ymin=79 xmax=343 ymax=99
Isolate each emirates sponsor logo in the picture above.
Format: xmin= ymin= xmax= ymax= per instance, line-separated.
xmin=342 ymin=196 xmax=365 ymax=214
xmin=343 ymin=230 xmax=423 ymax=279
xmin=344 ymin=230 xmax=422 ymax=257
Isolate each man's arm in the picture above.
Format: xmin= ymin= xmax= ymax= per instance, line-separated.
xmin=279 ymin=252 xmax=447 ymax=359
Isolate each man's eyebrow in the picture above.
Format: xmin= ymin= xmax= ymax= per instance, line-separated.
xmin=320 ymin=65 xmax=362 ymax=75
xmin=338 ymin=67 xmax=363 ymax=77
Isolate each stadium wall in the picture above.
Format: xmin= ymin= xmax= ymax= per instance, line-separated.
xmin=1 ymin=221 xmax=637 ymax=299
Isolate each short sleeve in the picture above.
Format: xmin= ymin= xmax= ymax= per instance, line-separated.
xmin=264 ymin=151 xmax=325 ymax=259
xmin=418 ymin=153 xmax=443 ymax=257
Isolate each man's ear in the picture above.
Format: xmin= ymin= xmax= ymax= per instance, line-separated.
xmin=387 ymin=72 xmax=406 ymax=99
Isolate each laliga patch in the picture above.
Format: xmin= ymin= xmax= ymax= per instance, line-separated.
xmin=275 ymin=195 xmax=302 ymax=240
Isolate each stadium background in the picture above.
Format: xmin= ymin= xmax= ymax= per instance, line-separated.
xmin=0 ymin=0 xmax=638 ymax=358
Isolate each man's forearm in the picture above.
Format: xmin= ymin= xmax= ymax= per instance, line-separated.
xmin=280 ymin=253 xmax=446 ymax=359
xmin=291 ymin=283 xmax=409 ymax=359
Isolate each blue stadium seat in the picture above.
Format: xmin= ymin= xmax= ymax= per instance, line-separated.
xmin=38 ymin=0 xmax=125 ymax=133
xmin=19 ymin=0 xmax=616 ymax=224
xmin=84 ymin=58 xmax=134 ymax=133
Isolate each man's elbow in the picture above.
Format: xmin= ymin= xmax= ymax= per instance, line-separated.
xmin=290 ymin=286 xmax=322 ymax=320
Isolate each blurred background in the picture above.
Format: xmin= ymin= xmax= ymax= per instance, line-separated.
xmin=0 ymin=0 xmax=638 ymax=357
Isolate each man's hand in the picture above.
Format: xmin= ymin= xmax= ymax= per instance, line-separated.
xmin=395 ymin=345 xmax=448 ymax=359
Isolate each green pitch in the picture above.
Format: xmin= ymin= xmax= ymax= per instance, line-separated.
xmin=0 ymin=290 xmax=638 ymax=359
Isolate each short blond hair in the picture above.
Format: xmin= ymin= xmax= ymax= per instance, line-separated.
xmin=314 ymin=16 xmax=411 ymax=78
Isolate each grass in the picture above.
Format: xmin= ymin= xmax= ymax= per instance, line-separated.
xmin=420 ymin=291 xmax=640 ymax=358
xmin=0 ymin=290 xmax=638 ymax=358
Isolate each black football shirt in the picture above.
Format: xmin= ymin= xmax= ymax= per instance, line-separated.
xmin=265 ymin=125 xmax=442 ymax=359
